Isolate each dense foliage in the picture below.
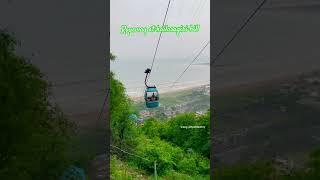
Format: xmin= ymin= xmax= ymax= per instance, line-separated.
xmin=140 ymin=112 xmax=210 ymax=158
xmin=110 ymin=69 xmax=137 ymax=151
xmin=0 ymin=30 xmax=74 ymax=179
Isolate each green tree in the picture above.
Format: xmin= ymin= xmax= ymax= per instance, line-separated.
xmin=303 ymin=148 xmax=320 ymax=179
xmin=0 ymin=30 xmax=74 ymax=179
xmin=160 ymin=111 xmax=210 ymax=158
xmin=133 ymin=135 xmax=210 ymax=176
xmin=109 ymin=52 xmax=137 ymax=150
xmin=141 ymin=118 xmax=164 ymax=138
xmin=109 ymin=52 xmax=116 ymax=61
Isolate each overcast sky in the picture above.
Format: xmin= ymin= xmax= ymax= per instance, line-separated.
xmin=110 ymin=0 xmax=210 ymax=61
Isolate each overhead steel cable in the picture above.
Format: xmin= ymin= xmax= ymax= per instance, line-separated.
xmin=212 ymin=0 xmax=267 ymax=66
xmin=171 ymin=40 xmax=210 ymax=88
xmin=110 ymin=145 xmax=151 ymax=162
xmin=97 ymin=88 xmax=109 ymax=122
xmin=193 ymin=0 xmax=207 ymax=22
xmin=150 ymin=0 xmax=172 ymax=73
xmin=191 ymin=0 xmax=203 ymax=20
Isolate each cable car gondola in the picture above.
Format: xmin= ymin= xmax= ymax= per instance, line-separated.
xmin=144 ymin=68 xmax=160 ymax=108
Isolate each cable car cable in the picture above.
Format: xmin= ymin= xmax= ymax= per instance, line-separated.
xmin=110 ymin=144 xmax=151 ymax=162
xmin=171 ymin=40 xmax=210 ymax=88
xmin=193 ymin=0 xmax=207 ymax=22
xmin=97 ymin=88 xmax=109 ymax=123
xmin=212 ymin=0 xmax=267 ymax=66
xmin=150 ymin=0 xmax=172 ymax=73
xmin=143 ymin=0 xmax=172 ymax=108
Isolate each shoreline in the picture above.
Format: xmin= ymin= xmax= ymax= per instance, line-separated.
xmin=129 ymin=83 xmax=210 ymax=102
xmin=128 ymin=71 xmax=320 ymax=102
xmin=129 ymin=73 xmax=303 ymax=103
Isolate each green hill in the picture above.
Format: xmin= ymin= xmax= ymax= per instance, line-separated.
xmin=110 ymin=54 xmax=210 ymax=179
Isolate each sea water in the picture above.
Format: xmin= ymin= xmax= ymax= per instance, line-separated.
xmin=111 ymin=57 xmax=210 ymax=97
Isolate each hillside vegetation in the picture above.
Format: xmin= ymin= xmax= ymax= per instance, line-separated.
xmin=110 ymin=54 xmax=210 ymax=179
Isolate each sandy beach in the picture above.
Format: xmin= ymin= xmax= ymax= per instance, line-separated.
xmin=129 ymin=82 xmax=210 ymax=102
xmin=127 ymin=79 xmax=209 ymax=97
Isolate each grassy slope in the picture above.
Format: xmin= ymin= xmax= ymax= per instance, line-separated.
xmin=111 ymin=156 xmax=210 ymax=180
xmin=111 ymin=156 xmax=151 ymax=180
xmin=112 ymin=88 xmax=211 ymax=179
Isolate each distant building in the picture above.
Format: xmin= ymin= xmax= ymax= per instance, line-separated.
xmin=136 ymin=118 xmax=144 ymax=124
xmin=139 ymin=110 xmax=151 ymax=118
xmin=164 ymin=111 xmax=174 ymax=118
xmin=196 ymin=111 xmax=204 ymax=116
xmin=128 ymin=114 xmax=138 ymax=121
